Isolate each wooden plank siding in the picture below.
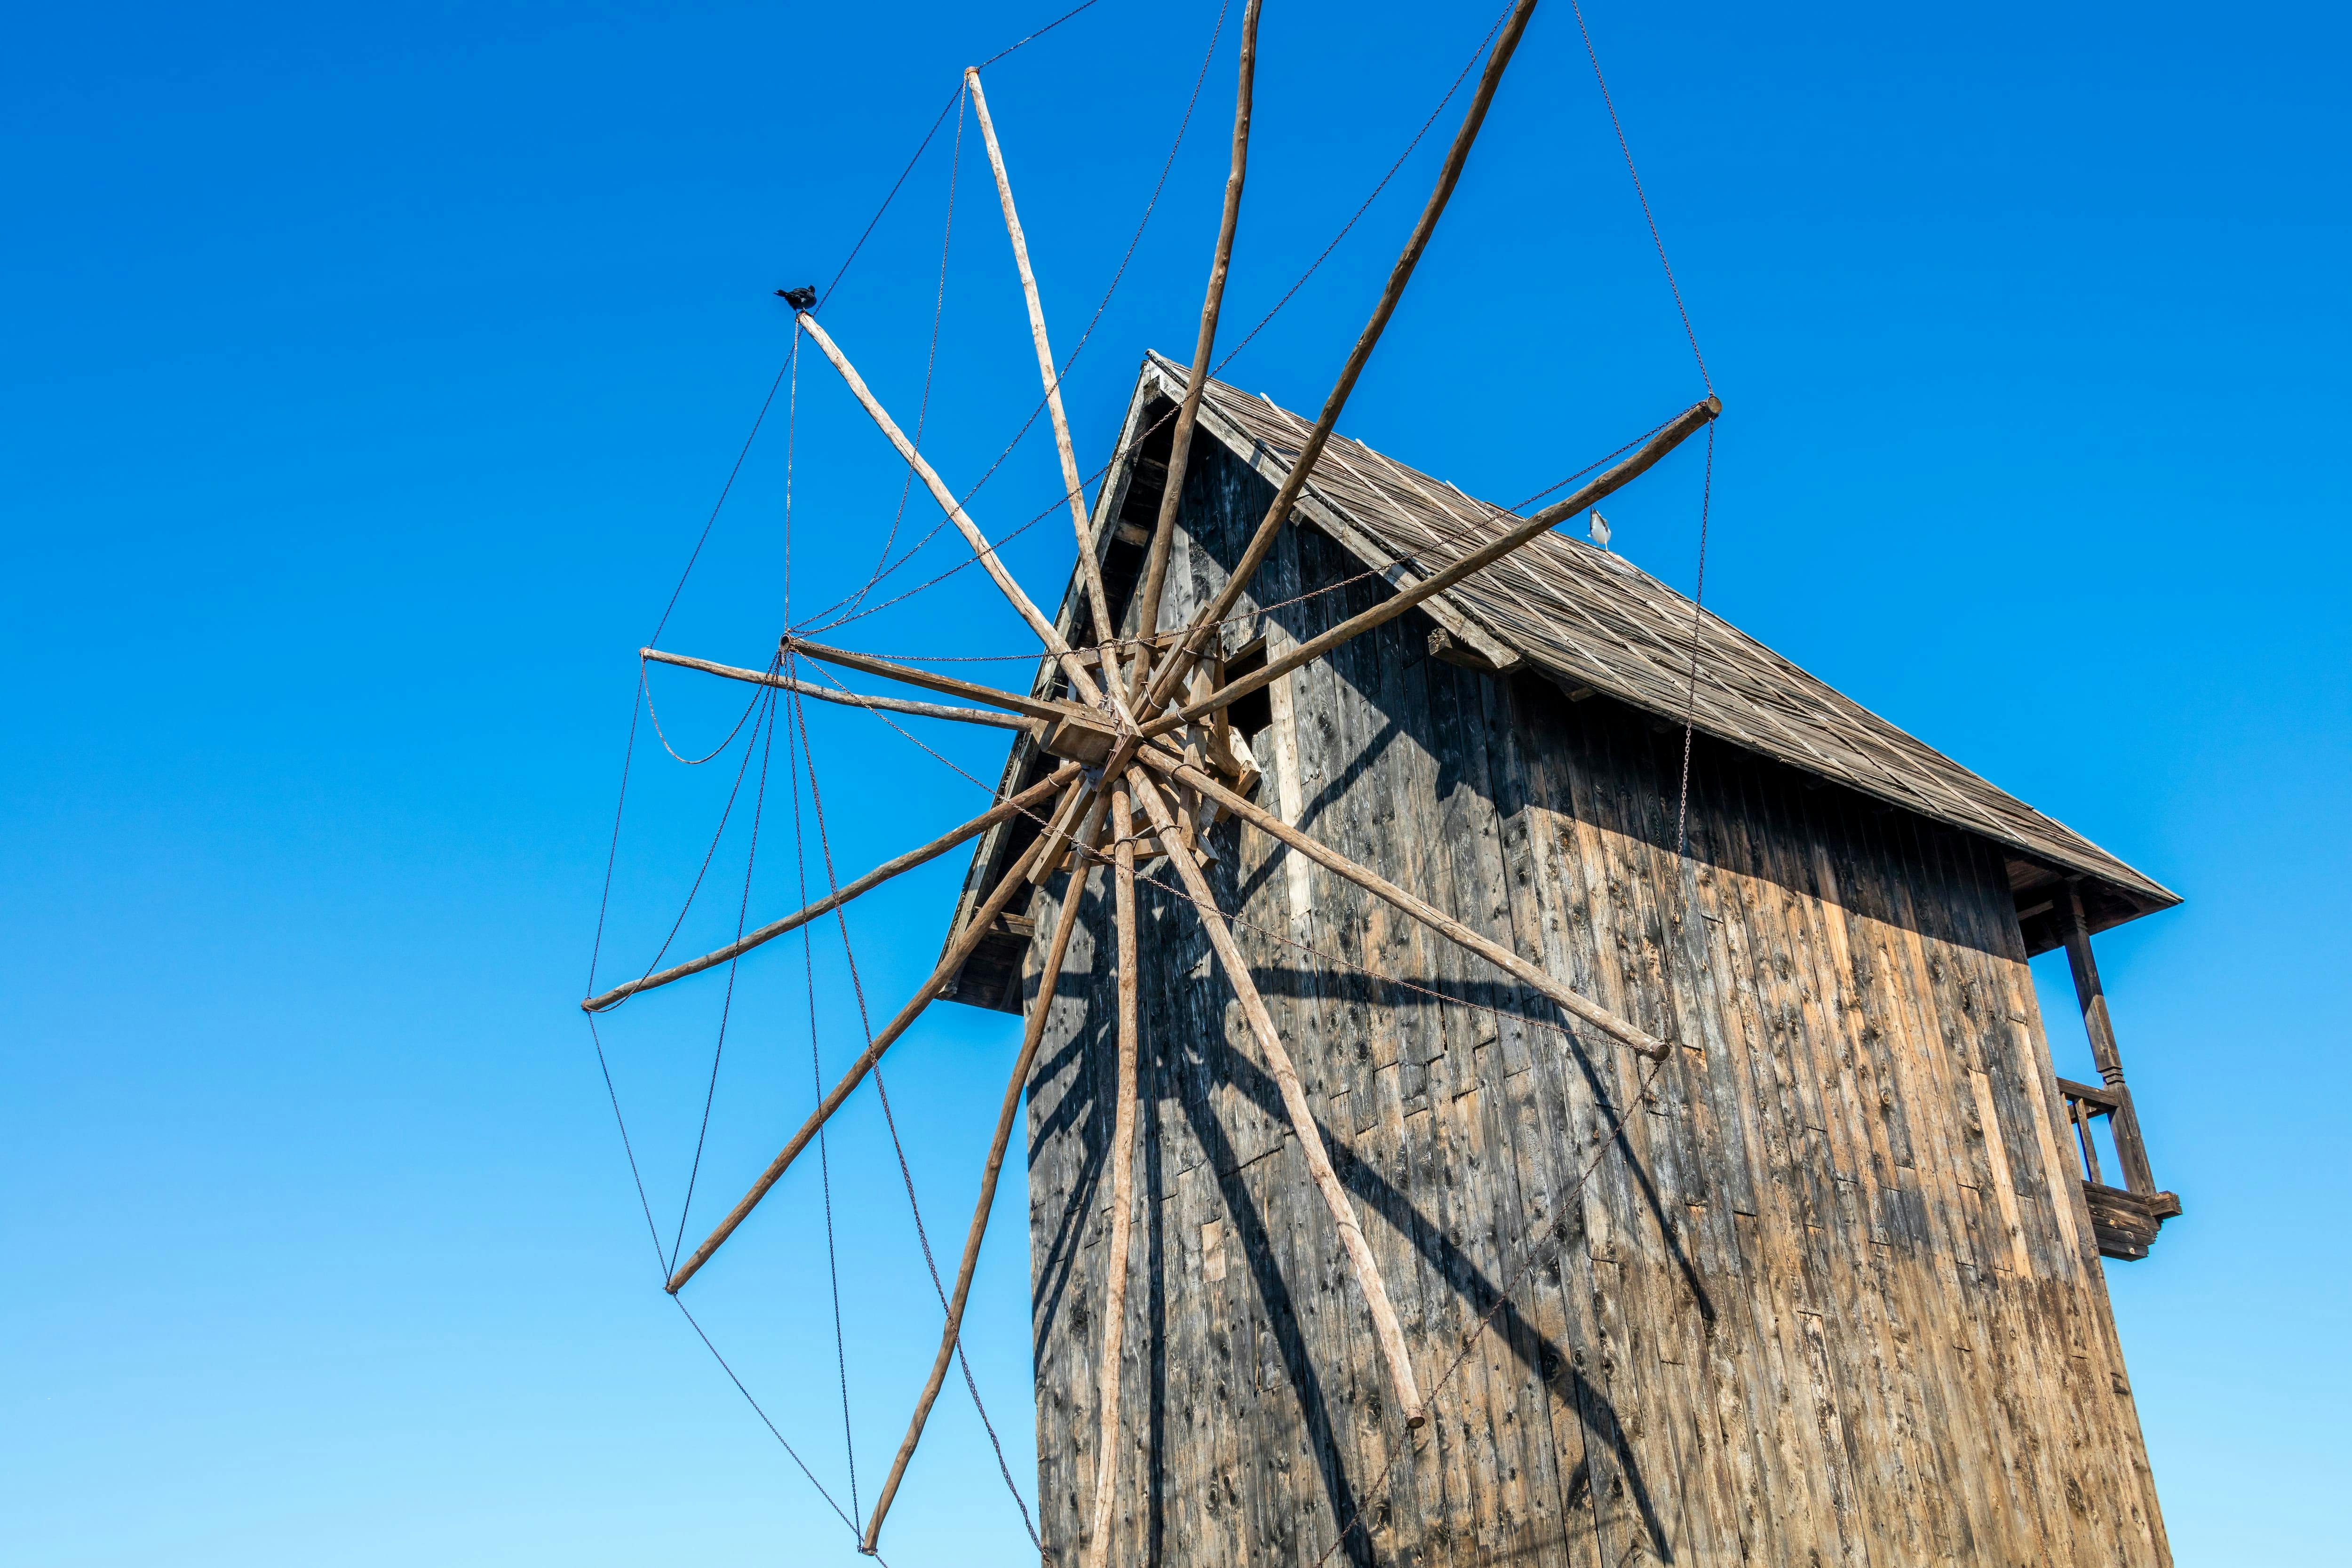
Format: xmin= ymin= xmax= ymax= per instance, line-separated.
xmin=1020 ymin=435 xmax=2169 ymax=1566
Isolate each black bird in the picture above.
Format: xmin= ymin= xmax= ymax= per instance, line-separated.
xmin=775 ymin=285 xmax=818 ymax=311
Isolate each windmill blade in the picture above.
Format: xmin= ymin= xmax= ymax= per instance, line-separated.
xmin=964 ymin=66 xmax=1118 ymax=657
xmin=1140 ymin=0 xmax=1544 ymax=720
xmin=641 ymin=647 xmax=1038 ymax=732
xmin=580 ymin=761 xmax=1080 ymax=1014
xmin=1129 ymin=0 xmax=1262 ymax=700
xmin=663 ymin=779 xmax=1081 ymax=1294
xmin=862 ymin=787 xmax=1114 ymax=1554
xmin=1126 ymin=767 xmax=1427 ymax=1429
xmin=794 ymin=310 xmax=1111 ymax=711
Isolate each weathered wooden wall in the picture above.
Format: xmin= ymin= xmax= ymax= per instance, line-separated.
xmin=1020 ymin=439 xmax=2169 ymax=1567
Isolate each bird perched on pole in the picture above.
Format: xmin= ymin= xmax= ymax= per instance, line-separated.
xmin=776 ymin=285 xmax=818 ymax=311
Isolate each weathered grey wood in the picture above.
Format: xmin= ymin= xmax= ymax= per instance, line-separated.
xmin=1083 ymin=784 xmax=1143 ymax=1568
xmin=1011 ymin=425 xmax=2173 ymax=1567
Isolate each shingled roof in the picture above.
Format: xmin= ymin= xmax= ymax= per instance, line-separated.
xmin=1133 ymin=352 xmax=2176 ymax=939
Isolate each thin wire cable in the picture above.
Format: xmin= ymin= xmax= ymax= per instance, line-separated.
xmin=649 ymin=361 xmax=792 ymax=648
xmin=668 ymin=685 xmax=780 ymax=1272
xmin=976 ymin=0 xmax=1109 ymax=69
xmin=785 ymin=674 xmax=1044 ymax=1549
xmin=799 ymin=0 xmax=1233 ymax=635
xmin=586 ymin=1014 xmax=669 ymax=1276
xmin=844 ymin=107 xmax=965 ymax=625
xmin=1565 ymin=0 xmax=1712 ymax=395
xmin=822 ymin=83 xmax=966 ymax=311
xmin=672 ymin=1296 xmax=885 ymax=1560
xmin=1213 ymin=0 xmax=1516 ymax=379
xmin=783 ymin=345 xmax=865 ymax=1522
xmin=644 ymin=662 xmax=767 ymax=764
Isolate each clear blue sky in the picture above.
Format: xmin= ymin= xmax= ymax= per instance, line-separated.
xmin=5 ymin=0 xmax=2344 ymax=1563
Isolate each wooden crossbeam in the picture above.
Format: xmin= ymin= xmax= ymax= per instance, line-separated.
xmin=1128 ymin=0 xmax=1260 ymax=701
xmin=795 ymin=312 xmax=1113 ymax=714
xmin=862 ymin=789 xmax=1113 ymax=1554
xmin=965 ymin=67 xmax=1117 ymax=653
xmin=781 ymin=635 xmax=1103 ymax=731
xmin=663 ymin=779 xmax=1081 ymax=1293
xmin=1126 ymin=768 xmax=1426 ymax=1429
xmin=1136 ymin=747 xmax=1672 ymax=1060
xmin=1084 ymin=780 xmax=1145 ymax=1568
xmin=580 ymin=763 xmax=1080 ymax=1014
xmin=1141 ymin=394 xmax=1722 ymax=745
xmin=641 ymin=648 xmax=1038 ymax=732
xmin=1139 ymin=0 xmax=1541 ymax=719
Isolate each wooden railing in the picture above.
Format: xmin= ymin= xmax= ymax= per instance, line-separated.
xmin=2057 ymin=1076 xmax=2180 ymax=1262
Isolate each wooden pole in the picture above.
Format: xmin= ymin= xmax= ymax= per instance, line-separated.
xmin=1136 ymin=747 xmax=1672 ymax=1060
xmin=1084 ymin=782 xmax=1144 ymax=1568
xmin=1141 ymin=393 xmax=1722 ymax=744
xmin=1128 ymin=0 xmax=1259 ymax=698
xmin=781 ymin=635 xmax=1105 ymax=731
xmin=964 ymin=68 xmax=1117 ymax=653
xmin=1140 ymin=0 xmax=1541 ymax=720
xmin=581 ymin=763 xmax=1080 ymax=1013
xmin=641 ymin=648 xmax=1039 ymax=732
xmin=665 ymin=783 xmax=1080 ymax=1294
xmin=795 ymin=311 xmax=1112 ymax=711
xmin=862 ymin=790 xmax=1113 ymax=1553
xmin=1126 ymin=768 xmax=1426 ymax=1428
xmin=2058 ymin=883 xmax=2157 ymax=1195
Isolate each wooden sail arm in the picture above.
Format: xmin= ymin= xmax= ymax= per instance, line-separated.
xmin=641 ymin=648 xmax=1040 ymax=732
xmin=861 ymin=789 xmax=1112 ymax=1554
xmin=779 ymin=636 xmax=1110 ymax=733
xmin=580 ymin=762 xmax=1080 ymax=1014
xmin=1139 ymin=0 xmax=1542 ymax=719
xmin=964 ymin=67 xmax=1117 ymax=657
xmin=793 ymin=311 xmax=1112 ymax=713
xmin=663 ymin=779 xmax=1082 ymax=1294
xmin=1141 ymin=393 xmax=1722 ymax=747
xmin=1128 ymin=0 xmax=1260 ymax=700
xmin=1135 ymin=747 xmax=1672 ymax=1060
xmin=1126 ymin=768 xmax=1427 ymax=1429
xmin=1083 ymin=780 xmax=1144 ymax=1568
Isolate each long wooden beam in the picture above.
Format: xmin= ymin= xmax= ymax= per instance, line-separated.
xmin=1128 ymin=0 xmax=1260 ymax=700
xmin=1085 ymin=781 xmax=1144 ymax=1568
xmin=781 ymin=636 xmax=1099 ymax=730
xmin=1136 ymin=748 xmax=1671 ymax=1059
xmin=795 ymin=312 xmax=1112 ymax=713
xmin=862 ymin=789 xmax=1112 ymax=1553
xmin=964 ymin=68 xmax=1116 ymax=652
xmin=664 ymin=780 xmax=1079 ymax=1293
xmin=642 ymin=648 xmax=1039 ymax=732
xmin=1143 ymin=394 xmax=1722 ymax=744
xmin=1140 ymin=0 xmax=1541 ymax=719
xmin=581 ymin=762 xmax=1080 ymax=1013
xmin=1126 ymin=769 xmax=1426 ymax=1428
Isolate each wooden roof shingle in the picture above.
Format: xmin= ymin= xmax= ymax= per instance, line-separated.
xmin=1142 ymin=352 xmax=2177 ymax=931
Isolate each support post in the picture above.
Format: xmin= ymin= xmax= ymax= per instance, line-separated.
xmin=863 ymin=790 xmax=1113 ymax=1553
xmin=2058 ymin=882 xmax=2157 ymax=1196
xmin=1084 ymin=782 xmax=1144 ymax=1568
xmin=1126 ymin=768 xmax=1426 ymax=1429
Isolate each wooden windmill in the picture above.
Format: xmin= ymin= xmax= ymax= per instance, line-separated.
xmin=586 ymin=3 xmax=2182 ymax=1562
